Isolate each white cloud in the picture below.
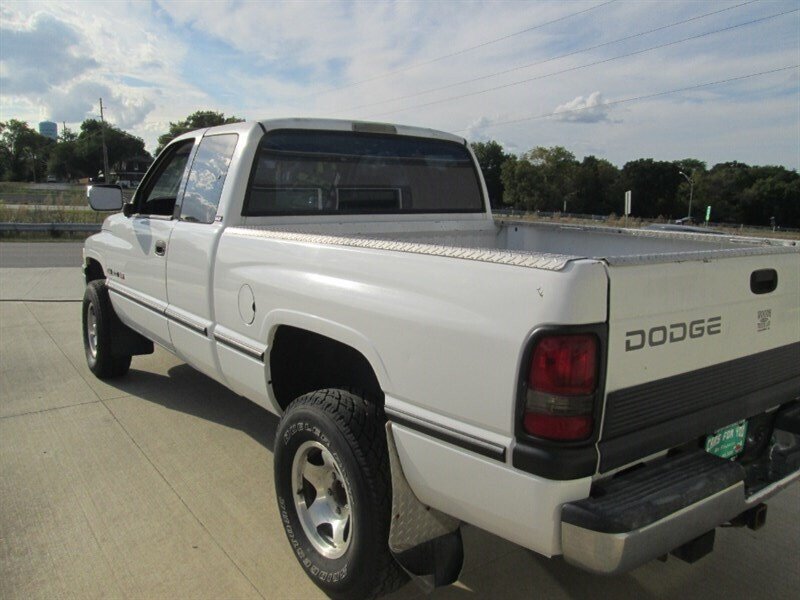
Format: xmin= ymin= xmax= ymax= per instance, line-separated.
xmin=554 ymin=91 xmax=612 ymax=124
xmin=0 ymin=12 xmax=98 ymax=94
xmin=0 ymin=0 xmax=797 ymax=167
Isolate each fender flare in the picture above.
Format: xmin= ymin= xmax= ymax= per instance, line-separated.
xmin=261 ymin=308 xmax=393 ymax=391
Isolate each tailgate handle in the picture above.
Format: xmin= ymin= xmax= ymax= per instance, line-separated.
xmin=750 ymin=269 xmax=778 ymax=294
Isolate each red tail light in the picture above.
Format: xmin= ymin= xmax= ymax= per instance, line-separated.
xmin=523 ymin=334 xmax=598 ymax=441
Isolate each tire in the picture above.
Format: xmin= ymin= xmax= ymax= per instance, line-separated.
xmin=274 ymin=389 xmax=406 ymax=599
xmin=82 ymin=280 xmax=132 ymax=379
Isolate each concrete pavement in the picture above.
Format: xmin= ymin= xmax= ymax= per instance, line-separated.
xmin=1 ymin=267 xmax=798 ymax=599
xmin=0 ymin=242 xmax=85 ymax=269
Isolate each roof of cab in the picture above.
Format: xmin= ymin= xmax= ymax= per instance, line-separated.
xmin=257 ymin=118 xmax=466 ymax=145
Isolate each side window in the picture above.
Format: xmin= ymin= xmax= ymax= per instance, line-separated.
xmin=179 ymin=134 xmax=238 ymax=224
xmin=137 ymin=140 xmax=194 ymax=216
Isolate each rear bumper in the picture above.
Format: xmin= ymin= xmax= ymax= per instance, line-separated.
xmin=561 ymin=409 xmax=800 ymax=574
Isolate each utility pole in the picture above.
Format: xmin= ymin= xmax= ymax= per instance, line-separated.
xmin=99 ymin=98 xmax=110 ymax=182
xmin=679 ymin=170 xmax=694 ymax=220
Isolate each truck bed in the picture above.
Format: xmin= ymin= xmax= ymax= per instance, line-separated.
xmin=233 ymin=219 xmax=798 ymax=271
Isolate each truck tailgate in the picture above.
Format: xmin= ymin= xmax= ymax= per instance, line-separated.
xmin=599 ymin=251 xmax=800 ymax=472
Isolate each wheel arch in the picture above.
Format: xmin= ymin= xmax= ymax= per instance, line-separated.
xmin=84 ymin=257 xmax=105 ymax=284
xmin=267 ymin=315 xmax=390 ymax=412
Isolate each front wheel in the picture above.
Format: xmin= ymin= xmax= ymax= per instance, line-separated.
xmin=82 ymin=280 xmax=131 ymax=379
xmin=274 ymin=389 xmax=406 ymax=599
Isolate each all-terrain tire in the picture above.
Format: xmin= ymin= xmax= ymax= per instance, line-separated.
xmin=274 ymin=389 xmax=406 ymax=599
xmin=82 ymin=280 xmax=132 ymax=379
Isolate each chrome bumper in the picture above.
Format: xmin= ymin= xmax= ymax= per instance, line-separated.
xmin=561 ymin=469 xmax=800 ymax=575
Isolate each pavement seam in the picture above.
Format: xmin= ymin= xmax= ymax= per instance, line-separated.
xmin=23 ymin=301 xmax=267 ymax=599
xmin=19 ymin=267 xmax=51 ymax=298
xmin=0 ymin=399 xmax=103 ymax=420
xmin=0 ymin=299 xmax=81 ymax=302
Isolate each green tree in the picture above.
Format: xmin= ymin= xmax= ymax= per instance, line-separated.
xmin=0 ymin=119 xmax=54 ymax=181
xmin=499 ymin=146 xmax=580 ymax=211
xmin=740 ymin=167 xmax=799 ymax=228
xmin=157 ymin=110 xmax=244 ymax=154
xmin=696 ymin=162 xmax=754 ymax=223
xmin=613 ymin=159 xmax=683 ymax=219
xmin=500 ymin=155 xmax=542 ymax=209
xmin=44 ymin=119 xmax=149 ymax=181
xmin=523 ymin=146 xmax=579 ymax=211
xmin=470 ymin=140 xmax=509 ymax=208
xmin=574 ymin=155 xmax=620 ymax=215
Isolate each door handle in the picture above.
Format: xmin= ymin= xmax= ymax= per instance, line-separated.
xmin=155 ymin=240 xmax=167 ymax=256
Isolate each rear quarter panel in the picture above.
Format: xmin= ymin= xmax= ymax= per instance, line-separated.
xmin=213 ymin=231 xmax=609 ymax=440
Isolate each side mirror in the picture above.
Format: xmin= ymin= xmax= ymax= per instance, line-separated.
xmin=122 ymin=202 xmax=134 ymax=217
xmin=87 ymin=184 xmax=123 ymax=211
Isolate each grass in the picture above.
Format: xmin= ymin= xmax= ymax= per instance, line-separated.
xmin=0 ymin=182 xmax=88 ymax=206
xmin=0 ymin=204 xmax=106 ymax=224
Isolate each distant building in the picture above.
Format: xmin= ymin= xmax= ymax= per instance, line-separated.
xmin=111 ymin=155 xmax=153 ymax=188
xmin=39 ymin=121 xmax=58 ymax=140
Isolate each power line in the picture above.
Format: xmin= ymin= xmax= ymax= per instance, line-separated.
xmin=362 ymin=8 xmax=798 ymax=119
xmin=334 ymin=0 xmax=757 ymax=114
xmin=296 ymin=0 xmax=618 ymax=101
xmin=454 ymin=64 xmax=799 ymax=134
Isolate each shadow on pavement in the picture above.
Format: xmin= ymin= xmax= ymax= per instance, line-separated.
xmin=104 ymin=362 xmax=280 ymax=452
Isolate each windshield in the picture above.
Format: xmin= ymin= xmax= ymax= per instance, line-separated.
xmin=243 ymin=130 xmax=484 ymax=215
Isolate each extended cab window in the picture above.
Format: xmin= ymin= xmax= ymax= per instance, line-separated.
xmin=243 ymin=130 xmax=484 ymax=215
xmin=137 ymin=140 xmax=194 ymax=216
xmin=179 ymin=134 xmax=238 ymax=224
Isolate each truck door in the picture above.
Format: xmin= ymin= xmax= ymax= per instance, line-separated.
xmin=166 ymin=133 xmax=239 ymax=381
xmin=104 ymin=139 xmax=196 ymax=350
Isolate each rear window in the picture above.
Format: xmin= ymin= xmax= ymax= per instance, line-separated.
xmin=243 ymin=130 xmax=484 ymax=215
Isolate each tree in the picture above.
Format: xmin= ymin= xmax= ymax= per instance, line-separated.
xmin=0 ymin=119 xmax=54 ymax=181
xmin=470 ymin=141 xmax=509 ymax=208
xmin=59 ymin=126 xmax=78 ymax=143
xmin=575 ymin=156 xmax=620 ymax=215
xmin=695 ymin=162 xmax=754 ymax=223
xmin=500 ymin=155 xmax=543 ymax=209
xmin=523 ymin=146 xmax=579 ymax=211
xmin=45 ymin=119 xmax=149 ymax=181
xmin=613 ymin=159 xmax=683 ymax=219
xmin=157 ymin=110 xmax=244 ymax=154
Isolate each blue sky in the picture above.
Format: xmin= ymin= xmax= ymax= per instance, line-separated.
xmin=1 ymin=0 xmax=798 ymax=169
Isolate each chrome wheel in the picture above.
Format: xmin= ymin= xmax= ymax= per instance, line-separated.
xmin=86 ymin=302 xmax=98 ymax=358
xmin=291 ymin=440 xmax=353 ymax=559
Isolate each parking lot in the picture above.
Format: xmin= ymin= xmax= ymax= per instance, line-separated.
xmin=1 ymin=248 xmax=798 ymax=599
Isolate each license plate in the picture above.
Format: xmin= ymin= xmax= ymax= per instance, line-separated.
xmin=705 ymin=420 xmax=748 ymax=460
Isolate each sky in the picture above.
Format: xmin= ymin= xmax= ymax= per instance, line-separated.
xmin=1 ymin=0 xmax=798 ymax=169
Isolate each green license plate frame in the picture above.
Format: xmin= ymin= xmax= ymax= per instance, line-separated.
xmin=705 ymin=420 xmax=748 ymax=460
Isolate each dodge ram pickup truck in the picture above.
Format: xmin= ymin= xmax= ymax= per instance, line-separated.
xmin=83 ymin=118 xmax=800 ymax=599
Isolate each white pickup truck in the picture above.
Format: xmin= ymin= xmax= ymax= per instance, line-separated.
xmin=84 ymin=119 xmax=800 ymax=599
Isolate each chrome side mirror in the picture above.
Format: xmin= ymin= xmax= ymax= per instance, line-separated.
xmin=87 ymin=184 xmax=123 ymax=211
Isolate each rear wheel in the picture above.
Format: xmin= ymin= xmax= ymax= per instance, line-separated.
xmin=82 ymin=280 xmax=131 ymax=379
xmin=274 ymin=389 xmax=406 ymax=599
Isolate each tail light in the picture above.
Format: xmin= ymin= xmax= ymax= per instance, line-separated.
xmin=523 ymin=334 xmax=598 ymax=441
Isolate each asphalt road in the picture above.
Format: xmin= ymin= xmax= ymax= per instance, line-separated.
xmin=0 ymin=266 xmax=798 ymax=600
xmin=0 ymin=242 xmax=85 ymax=268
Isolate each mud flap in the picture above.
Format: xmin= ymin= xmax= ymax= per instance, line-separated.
xmin=109 ymin=303 xmax=153 ymax=357
xmin=385 ymin=424 xmax=463 ymax=592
